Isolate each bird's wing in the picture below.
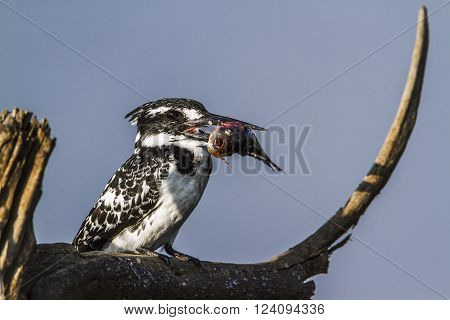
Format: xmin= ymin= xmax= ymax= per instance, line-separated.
xmin=73 ymin=150 xmax=170 ymax=251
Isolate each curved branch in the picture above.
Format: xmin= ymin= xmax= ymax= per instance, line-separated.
xmin=271 ymin=6 xmax=429 ymax=267
xmin=15 ymin=7 xmax=429 ymax=299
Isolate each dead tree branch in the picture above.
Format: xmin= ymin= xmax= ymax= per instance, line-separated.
xmin=1 ymin=7 xmax=429 ymax=299
xmin=0 ymin=110 xmax=55 ymax=299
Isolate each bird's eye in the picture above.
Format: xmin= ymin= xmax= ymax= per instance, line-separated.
xmin=166 ymin=110 xmax=182 ymax=121
xmin=214 ymin=136 xmax=224 ymax=149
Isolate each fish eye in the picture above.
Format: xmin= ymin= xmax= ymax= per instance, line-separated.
xmin=214 ymin=136 xmax=224 ymax=149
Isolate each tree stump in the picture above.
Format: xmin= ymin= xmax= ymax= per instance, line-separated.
xmin=0 ymin=110 xmax=55 ymax=299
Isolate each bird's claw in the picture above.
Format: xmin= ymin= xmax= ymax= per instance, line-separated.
xmin=135 ymin=248 xmax=174 ymax=268
xmin=189 ymin=256 xmax=201 ymax=266
xmin=183 ymin=255 xmax=200 ymax=266
xmin=158 ymin=253 xmax=174 ymax=268
xmin=164 ymin=244 xmax=202 ymax=269
xmin=174 ymin=254 xmax=202 ymax=269
xmin=135 ymin=248 xmax=158 ymax=256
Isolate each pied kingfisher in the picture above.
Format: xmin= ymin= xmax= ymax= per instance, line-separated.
xmin=72 ymin=98 xmax=267 ymax=262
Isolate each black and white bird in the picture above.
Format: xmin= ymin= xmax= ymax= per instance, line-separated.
xmin=72 ymin=98 xmax=272 ymax=262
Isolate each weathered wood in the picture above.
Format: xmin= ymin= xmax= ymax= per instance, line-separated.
xmin=21 ymin=243 xmax=321 ymax=299
xmin=0 ymin=109 xmax=55 ymax=299
xmin=2 ymin=7 xmax=429 ymax=299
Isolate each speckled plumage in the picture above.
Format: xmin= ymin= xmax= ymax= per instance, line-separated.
xmin=73 ymin=143 xmax=212 ymax=252
xmin=73 ymin=98 xmax=268 ymax=255
xmin=73 ymin=99 xmax=212 ymax=253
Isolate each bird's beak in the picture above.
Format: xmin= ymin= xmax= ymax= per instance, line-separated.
xmin=184 ymin=112 xmax=266 ymax=131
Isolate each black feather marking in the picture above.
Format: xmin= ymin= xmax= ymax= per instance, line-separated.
xmin=125 ymin=98 xmax=207 ymax=126
xmin=73 ymin=147 xmax=169 ymax=251
xmin=72 ymin=145 xmax=200 ymax=252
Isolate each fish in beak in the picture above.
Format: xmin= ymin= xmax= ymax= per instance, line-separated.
xmin=207 ymin=122 xmax=284 ymax=173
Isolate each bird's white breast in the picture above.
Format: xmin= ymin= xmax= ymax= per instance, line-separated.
xmin=104 ymin=147 xmax=211 ymax=253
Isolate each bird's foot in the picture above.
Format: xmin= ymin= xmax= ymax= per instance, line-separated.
xmin=136 ymin=248 xmax=173 ymax=268
xmin=174 ymin=253 xmax=201 ymax=266
xmin=157 ymin=253 xmax=174 ymax=268
xmin=164 ymin=243 xmax=202 ymax=267
xmin=135 ymin=248 xmax=158 ymax=257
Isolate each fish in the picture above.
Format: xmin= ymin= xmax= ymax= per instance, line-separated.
xmin=207 ymin=122 xmax=284 ymax=172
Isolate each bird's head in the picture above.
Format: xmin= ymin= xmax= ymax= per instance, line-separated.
xmin=126 ymin=98 xmax=264 ymax=152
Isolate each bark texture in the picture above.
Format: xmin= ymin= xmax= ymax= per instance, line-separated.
xmin=0 ymin=109 xmax=55 ymax=299
xmin=2 ymin=7 xmax=429 ymax=299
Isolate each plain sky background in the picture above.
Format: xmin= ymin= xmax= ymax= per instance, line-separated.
xmin=1 ymin=0 xmax=449 ymax=299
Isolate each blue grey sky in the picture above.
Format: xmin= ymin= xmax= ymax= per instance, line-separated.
xmin=1 ymin=1 xmax=449 ymax=299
